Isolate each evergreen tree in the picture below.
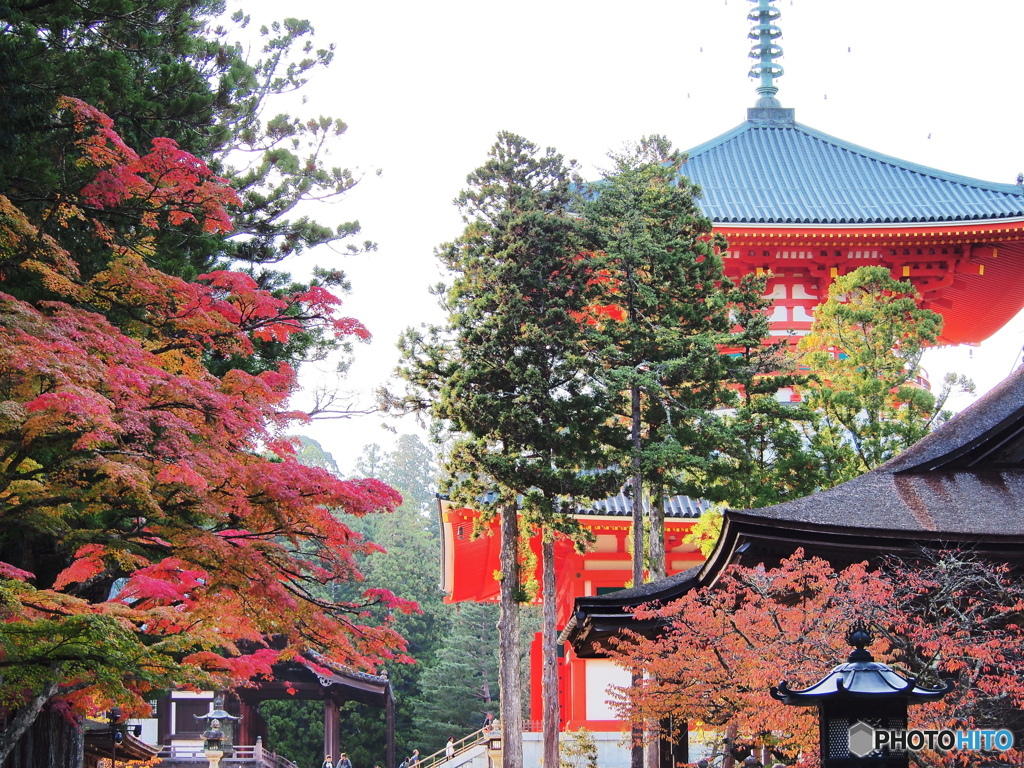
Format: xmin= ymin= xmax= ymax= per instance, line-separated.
xmin=580 ymin=136 xmax=768 ymax=579
xmin=340 ymin=439 xmax=444 ymax=767
xmin=354 ymin=443 xmax=387 ymax=481
xmin=1 ymin=2 xmax=370 ymax=375
xmin=581 ymin=136 xmax=774 ymax=768
xmin=414 ymin=602 xmax=501 ymax=749
xmin=294 ymin=435 xmax=343 ymax=475
xmin=698 ymin=282 xmax=820 ymax=509
xmin=259 ymin=699 xmax=325 ymax=768
xmin=799 ymin=266 xmax=973 ymax=485
xmin=259 ymin=437 xmax=443 ymax=768
xmin=687 ymin=267 xmax=975 ymax=555
xmin=392 ymin=132 xmax=621 ymax=768
xmin=380 ymin=434 xmax=439 ymax=532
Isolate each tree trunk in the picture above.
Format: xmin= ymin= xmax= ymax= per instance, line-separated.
xmin=644 ymin=671 xmax=659 ymax=768
xmin=645 ymin=726 xmax=659 ymax=768
xmin=497 ymin=500 xmax=523 ymax=768
xmin=1 ymin=706 xmax=83 ymax=768
xmin=541 ymin=535 xmax=559 ymax=768
xmin=0 ymin=681 xmax=59 ymax=768
xmin=482 ymin=618 xmax=494 ymax=713
xmin=722 ymin=721 xmax=738 ymax=768
xmin=630 ymin=382 xmax=644 ymax=588
xmin=647 ymin=485 xmax=666 ymax=581
xmin=630 ymin=382 xmax=644 ymax=768
xmin=644 ymin=486 xmax=664 ymax=768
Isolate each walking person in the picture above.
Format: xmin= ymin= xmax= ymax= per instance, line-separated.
xmin=322 ymin=756 xmax=333 ymax=768
xmin=408 ymin=749 xmax=420 ymax=767
xmin=445 ymin=738 xmax=455 ymax=761
xmin=336 ymin=753 xmax=353 ymax=768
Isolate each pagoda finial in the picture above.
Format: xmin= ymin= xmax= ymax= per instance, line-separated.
xmin=747 ymin=0 xmax=784 ymax=108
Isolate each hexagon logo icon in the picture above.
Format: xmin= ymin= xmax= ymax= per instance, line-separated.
xmin=848 ymin=721 xmax=875 ymax=757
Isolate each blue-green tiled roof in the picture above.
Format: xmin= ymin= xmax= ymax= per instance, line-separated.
xmin=682 ymin=108 xmax=1024 ymax=225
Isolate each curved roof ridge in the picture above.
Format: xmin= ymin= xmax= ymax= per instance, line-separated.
xmin=791 ymin=121 xmax=1024 ymax=196
xmin=884 ymin=364 xmax=1024 ymax=473
xmin=711 ymin=364 xmax=1024 ymax=535
xmin=680 ymin=118 xmax=1024 ymax=225
xmin=681 ymin=120 xmax=762 ymax=164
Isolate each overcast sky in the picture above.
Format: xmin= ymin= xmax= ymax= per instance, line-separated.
xmin=242 ymin=0 xmax=1024 ymax=473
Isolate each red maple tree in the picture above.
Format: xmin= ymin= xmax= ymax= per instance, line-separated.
xmin=0 ymin=99 xmax=411 ymax=757
xmin=610 ymin=551 xmax=1024 ymax=767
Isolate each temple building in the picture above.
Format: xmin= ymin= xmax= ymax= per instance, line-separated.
xmin=564 ymin=362 xmax=1024 ymax=655
xmin=439 ymin=493 xmax=710 ymax=735
xmin=126 ymin=656 xmax=395 ymax=767
xmin=439 ymin=0 xmax=1024 ymax=763
xmin=704 ymin=0 xmax=1024 ymax=350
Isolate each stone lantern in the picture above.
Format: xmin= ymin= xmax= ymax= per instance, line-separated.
xmin=769 ymin=621 xmax=951 ymax=767
xmin=485 ymin=723 xmax=502 ymax=768
xmin=195 ymin=697 xmax=241 ymax=768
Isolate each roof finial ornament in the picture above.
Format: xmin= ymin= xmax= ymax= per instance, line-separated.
xmin=845 ymin=619 xmax=874 ymax=662
xmin=748 ymin=0 xmax=784 ymax=108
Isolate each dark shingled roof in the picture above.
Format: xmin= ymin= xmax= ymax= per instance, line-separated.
xmin=739 ymin=364 xmax=1024 ymax=535
xmin=563 ymin=365 xmax=1024 ymax=654
xmin=683 ymin=108 xmax=1024 ymax=225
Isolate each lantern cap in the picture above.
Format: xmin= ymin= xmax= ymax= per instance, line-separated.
xmin=194 ymin=696 xmax=240 ymax=723
xmin=770 ymin=621 xmax=953 ymax=705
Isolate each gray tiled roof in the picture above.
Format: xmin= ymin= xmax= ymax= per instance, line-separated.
xmin=567 ymin=365 xmax=1024 ymax=629
xmin=585 ymin=492 xmax=711 ymax=519
xmin=743 ymin=364 xmax=1024 ymax=535
xmin=683 ymin=108 xmax=1024 ymax=225
xmin=462 ymin=489 xmax=711 ymax=519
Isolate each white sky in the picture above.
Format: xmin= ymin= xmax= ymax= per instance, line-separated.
xmin=242 ymin=0 xmax=1024 ymax=473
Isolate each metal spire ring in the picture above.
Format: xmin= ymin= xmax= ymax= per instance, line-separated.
xmin=747 ymin=0 xmax=784 ymax=107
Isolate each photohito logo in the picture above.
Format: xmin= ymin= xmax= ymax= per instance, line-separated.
xmin=848 ymin=722 xmax=1015 ymax=757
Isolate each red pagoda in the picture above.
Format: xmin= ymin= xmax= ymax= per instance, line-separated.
xmin=701 ymin=0 xmax=1024 ymax=349
xmin=439 ymin=0 xmax=1024 ymax=757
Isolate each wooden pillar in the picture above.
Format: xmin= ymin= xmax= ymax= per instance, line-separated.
xmin=386 ymin=693 xmax=396 ymax=768
xmin=324 ymin=698 xmax=340 ymax=761
xmin=236 ymin=697 xmax=257 ymax=746
xmin=156 ymin=693 xmax=172 ymax=745
xmin=659 ymin=717 xmax=687 ymax=768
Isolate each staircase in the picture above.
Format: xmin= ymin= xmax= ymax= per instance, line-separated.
xmin=415 ymin=727 xmax=494 ymax=768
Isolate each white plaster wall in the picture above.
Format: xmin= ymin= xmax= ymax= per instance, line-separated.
xmin=522 ymin=732 xmax=630 ymax=768
xmin=584 ymin=659 xmax=631 ymax=722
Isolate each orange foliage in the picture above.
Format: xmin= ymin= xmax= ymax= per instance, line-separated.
xmin=0 ymin=99 xmax=413 ymax=728
xmin=610 ymin=551 xmax=1024 ymax=767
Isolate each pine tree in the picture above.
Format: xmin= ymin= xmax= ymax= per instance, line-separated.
xmin=379 ymin=434 xmax=439 ymax=534
xmin=414 ymin=602 xmax=501 ymax=748
xmin=0 ymin=2 xmax=369 ymax=376
xmin=799 ymin=266 xmax=972 ymax=484
xmin=260 ymin=437 xmax=443 ymax=768
xmin=340 ymin=440 xmax=445 ymax=767
xmin=696 ymin=273 xmax=819 ymax=509
xmin=581 ymin=136 xmax=768 ymax=578
xmin=393 ymin=132 xmax=620 ymax=768
xmin=581 ymin=136 xmax=773 ymax=768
